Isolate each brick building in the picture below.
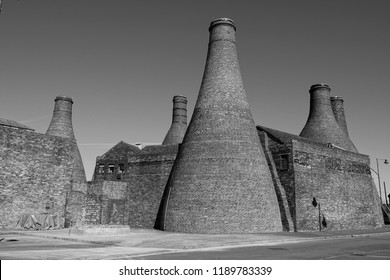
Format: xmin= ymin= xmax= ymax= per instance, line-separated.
xmin=86 ymin=95 xmax=188 ymax=228
xmin=258 ymin=124 xmax=383 ymax=231
xmin=86 ymin=19 xmax=384 ymax=233
xmin=88 ymin=143 xmax=179 ymax=228
xmin=87 ymin=85 xmax=384 ymax=232
xmin=0 ymin=18 xmax=384 ymax=233
xmin=0 ymin=97 xmax=87 ymax=229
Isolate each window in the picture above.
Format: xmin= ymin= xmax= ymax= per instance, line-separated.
xmin=98 ymin=164 xmax=105 ymax=174
xmin=118 ymin=163 xmax=125 ymax=173
xmin=108 ymin=164 xmax=115 ymax=173
xmin=280 ymin=154 xmax=289 ymax=171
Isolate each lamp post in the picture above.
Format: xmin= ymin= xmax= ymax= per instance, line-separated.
xmin=375 ymin=158 xmax=389 ymax=204
xmin=312 ymin=197 xmax=321 ymax=231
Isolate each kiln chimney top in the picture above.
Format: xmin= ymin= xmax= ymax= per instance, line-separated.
xmin=55 ymin=96 xmax=73 ymax=104
xmin=209 ymin=18 xmax=236 ymax=31
xmin=309 ymin=83 xmax=331 ymax=93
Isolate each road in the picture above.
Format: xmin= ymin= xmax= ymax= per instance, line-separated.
xmin=0 ymin=234 xmax=172 ymax=260
xmin=1 ymin=233 xmax=390 ymax=260
xmin=135 ymin=234 xmax=390 ymax=260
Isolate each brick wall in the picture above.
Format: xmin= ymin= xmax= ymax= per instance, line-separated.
xmin=0 ymin=126 xmax=84 ymax=229
xmin=88 ymin=130 xmax=384 ymax=232
xmin=292 ymin=140 xmax=383 ymax=231
xmin=89 ymin=144 xmax=179 ymax=228
xmin=84 ymin=181 xmax=127 ymax=225
xmin=126 ymin=145 xmax=178 ymax=228
xmin=258 ymin=132 xmax=294 ymax=231
xmin=92 ymin=141 xmax=140 ymax=182
xmin=257 ymin=127 xmax=383 ymax=232
xmin=84 ymin=181 xmax=102 ymax=224
xmin=259 ymin=132 xmax=297 ymax=229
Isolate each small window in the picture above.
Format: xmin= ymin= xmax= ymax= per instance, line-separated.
xmin=98 ymin=164 xmax=105 ymax=174
xmin=118 ymin=163 xmax=125 ymax=173
xmin=280 ymin=154 xmax=289 ymax=171
xmin=108 ymin=164 xmax=115 ymax=173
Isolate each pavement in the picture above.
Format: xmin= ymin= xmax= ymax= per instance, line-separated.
xmin=1 ymin=225 xmax=390 ymax=259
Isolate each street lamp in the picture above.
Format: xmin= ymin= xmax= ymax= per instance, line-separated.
xmin=375 ymin=158 xmax=389 ymax=204
xmin=312 ymin=197 xmax=321 ymax=231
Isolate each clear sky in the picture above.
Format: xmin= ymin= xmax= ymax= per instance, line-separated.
xmin=1 ymin=0 xmax=389 ymax=202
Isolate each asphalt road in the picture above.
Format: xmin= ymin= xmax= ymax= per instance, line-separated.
xmin=1 ymin=233 xmax=390 ymax=260
xmin=135 ymin=234 xmax=390 ymax=260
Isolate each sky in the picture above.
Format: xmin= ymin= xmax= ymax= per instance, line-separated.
xmin=0 ymin=0 xmax=389 ymax=202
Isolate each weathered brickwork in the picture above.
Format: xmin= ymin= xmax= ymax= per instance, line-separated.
xmin=46 ymin=95 xmax=87 ymax=227
xmin=0 ymin=126 xmax=83 ymax=229
xmin=85 ymin=18 xmax=384 ymax=234
xmin=90 ymin=143 xmax=179 ymax=228
xmin=92 ymin=141 xmax=140 ymax=182
xmin=159 ymin=18 xmax=282 ymax=234
xmin=162 ymin=95 xmax=187 ymax=145
xmin=2 ymin=18 xmax=383 ymax=234
xmin=299 ymin=84 xmax=358 ymax=153
xmin=292 ymin=140 xmax=383 ymax=231
xmin=84 ymin=181 xmax=127 ymax=225
xmin=65 ymin=181 xmax=88 ymax=227
xmin=331 ymin=96 xmax=350 ymax=137
xmin=257 ymin=126 xmax=304 ymax=230
xmin=84 ymin=182 xmax=102 ymax=224
xmin=127 ymin=145 xmax=178 ymax=228
xmin=258 ymin=131 xmax=294 ymax=231
xmin=0 ymin=95 xmax=87 ymax=229
xmin=257 ymin=125 xmax=383 ymax=231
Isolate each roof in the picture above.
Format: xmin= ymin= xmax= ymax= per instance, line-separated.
xmin=118 ymin=141 xmax=142 ymax=153
xmin=98 ymin=141 xmax=141 ymax=160
xmin=256 ymin=125 xmax=317 ymax=145
xmin=0 ymin=118 xmax=35 ymax=131
xmin=141 ymin=144 xmax=179 ymax=155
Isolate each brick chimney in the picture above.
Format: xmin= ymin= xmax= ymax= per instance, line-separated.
xmin=330 ymin=96 xmax=350 ymax=137
xmin=162 ymin=95 xmax=188 ymax=145
xmin=46 ymin=96 xmax=86 ymax=182
xmin=157 ymin=18 xmax=282 ymax=234
xmin=299 ymin=84 xmax=358 ymax=152
xmin=46 ymin=96 xmax=76 ymax=139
